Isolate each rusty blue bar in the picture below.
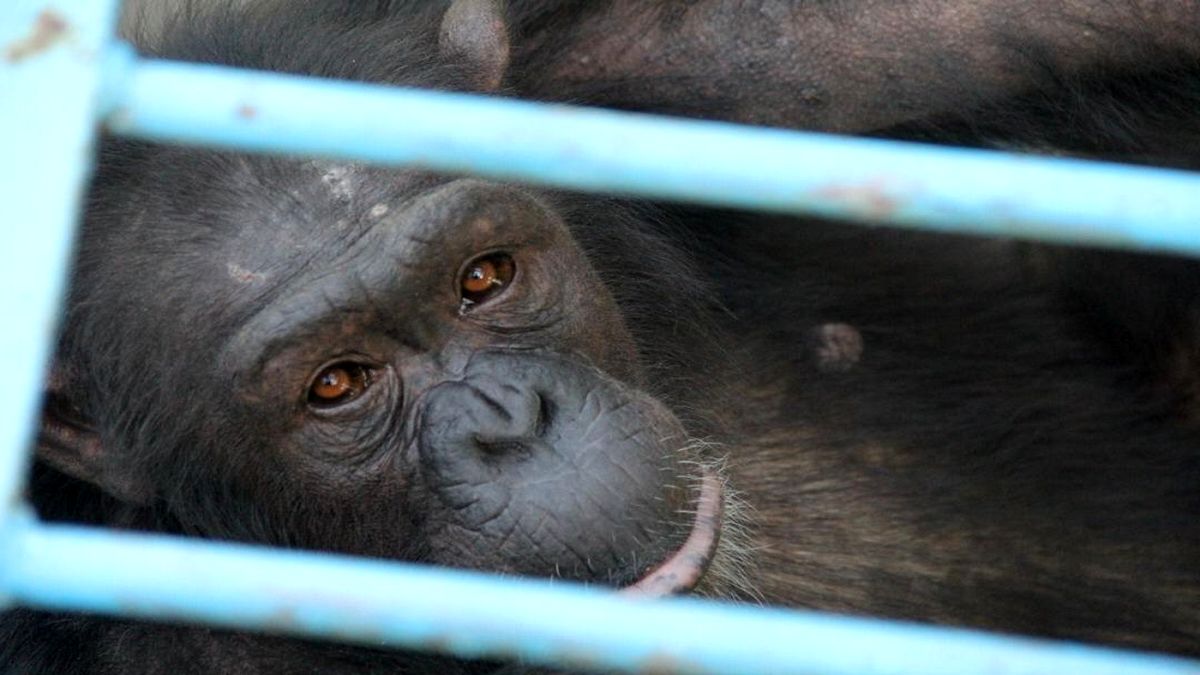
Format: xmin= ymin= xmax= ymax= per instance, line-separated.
xmin=102 ymin=54 xmax=1200 ymax=257
xmin=0 ymin=2 xmax=122 ymax=531
xmin=4 ymin=519 xmax=1199 ymax=675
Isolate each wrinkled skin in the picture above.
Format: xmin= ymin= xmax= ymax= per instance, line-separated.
xmin=4 ymin=1 xmax=1200 ymax=673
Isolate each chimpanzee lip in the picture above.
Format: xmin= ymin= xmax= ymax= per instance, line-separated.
xmin=619 ymin=469 xmax=723 ymax=598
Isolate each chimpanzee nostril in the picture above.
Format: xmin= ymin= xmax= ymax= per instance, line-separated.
xmin=467 ymin=382 xmax=542 ymax=441
xmin=476 ymin=391 xmax=552 ymax=450
xmin=472 ymin=436 xmax=529 ymax=457
xmin=421 ymin=377 xmax=550 ymax=463
xmin=534 ymin=392 xmax=554 ymax=438
xmin=472 ymin=387 xmax=512 ymax=424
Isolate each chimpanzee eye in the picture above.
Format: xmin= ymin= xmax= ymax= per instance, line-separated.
xmin=307 ymin=362 xmax=372 ymax=407
xmin=460 ymin=253 xmax=516 ymax=308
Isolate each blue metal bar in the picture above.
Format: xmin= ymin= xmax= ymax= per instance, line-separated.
xmin=4 ymin=518 xmax=1198 ymax=675
xmin=0 ymin=2 xmax=122 ymax=535
xmin=102 ymin=55 xmax=1200 ymax=257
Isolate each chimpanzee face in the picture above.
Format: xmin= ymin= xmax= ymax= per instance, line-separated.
xmin=36 ymin=0 xmax=725 ymax=602
xmin=47 ymin=150 xmax=723 ymax=593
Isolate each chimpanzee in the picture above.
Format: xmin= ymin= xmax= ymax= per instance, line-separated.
xmin=879 ymin=50 xmax=1200 ymax=421
xmin=5 ymin=0 xmax=1200 ymax=673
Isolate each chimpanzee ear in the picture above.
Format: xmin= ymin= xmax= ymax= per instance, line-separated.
xmin=439 ymin=0 xmax=510 ymax=92
xmin=36 ymin=367 xmax=154 ymax=505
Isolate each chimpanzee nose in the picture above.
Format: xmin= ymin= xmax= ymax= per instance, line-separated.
xmin=459 ymin=378 xmax=546 ymax=452
xmin=418 ymin=372 xmax=551 ymax=476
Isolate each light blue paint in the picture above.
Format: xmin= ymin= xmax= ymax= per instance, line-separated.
xmin=0 ymin=2 xmax=121 ymax=539
xmin=7 ymin=521 xmax=1199 ymax=675
xmin=103 ymin=56 xmax=1200 ymax=257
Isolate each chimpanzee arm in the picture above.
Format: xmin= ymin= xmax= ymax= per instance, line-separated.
xmin=509 ymin=0 xmax=1200 ymax=132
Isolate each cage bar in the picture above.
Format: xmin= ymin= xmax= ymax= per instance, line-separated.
xmin=0 ymin=0 xmax=123 ymax=532
xmin=102 ymin=55 xmax=1200 ymax=258
xmin=6 ymin=519 xmax=1199 ymax=675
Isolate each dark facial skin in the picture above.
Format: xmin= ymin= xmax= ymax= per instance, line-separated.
xmin=206 ymin=170 xmax=698 ymax=578
xmin=7 ymin=0 xmax=1200 ymax=673
xmin=47 ymin=138 xmax=707 ymax=573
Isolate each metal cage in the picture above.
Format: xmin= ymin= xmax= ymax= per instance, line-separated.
xmin=2 ymin=2 xmax=1199 ymax=673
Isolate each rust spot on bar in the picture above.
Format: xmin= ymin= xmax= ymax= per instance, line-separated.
xmin=639 ymin=651 xmax=706 ymax=674
xmin=261 ymin=607 xmax=300 ymax=633
xmin=4 ymin=10 xmax=69 ymax=63
xmin=813 ymin=178 xmax=903 ymax=220
xmin=237 ymin=104 xmax=258 ymax=120
xmin=104 ymin=106 xmax=134 ymax=133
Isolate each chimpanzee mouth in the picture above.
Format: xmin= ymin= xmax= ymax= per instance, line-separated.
xmin=619 ymin=469 xmax=723 ymax=598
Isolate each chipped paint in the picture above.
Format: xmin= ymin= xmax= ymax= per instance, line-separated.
xmin=812 ymin=177 xmax=904 ymax=221
xmin=4 ymin=10 xmax=68 ymax=63
xmin=639 ymin=652 xmax=708 ymax=675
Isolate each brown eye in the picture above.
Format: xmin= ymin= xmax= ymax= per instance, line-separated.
xmin=308 ymin=363 xmax=371 ymax=407
xmin=460 ymin=253 xmax=515 ymax=307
